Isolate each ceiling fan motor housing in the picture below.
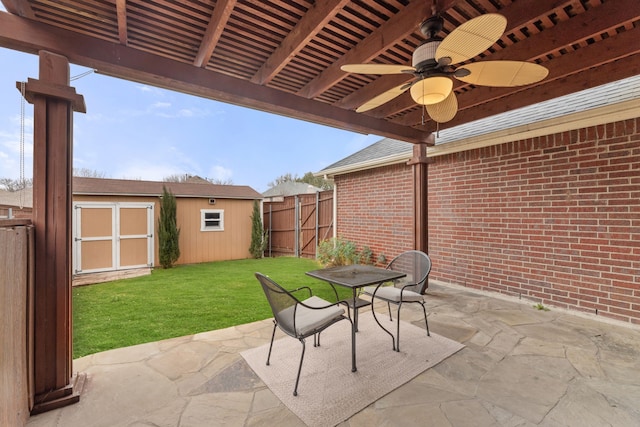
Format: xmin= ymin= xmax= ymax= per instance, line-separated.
xmin=413 ymin=40 xmax=441 ymax=71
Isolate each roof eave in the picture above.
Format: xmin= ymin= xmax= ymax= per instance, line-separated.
xmin=428 ymin=98 xmax=640 ymax=158
xmin=320 ymin=98 xmax=640 ymax=177
xmin=316 ymin=152 xmax=412 ymax=178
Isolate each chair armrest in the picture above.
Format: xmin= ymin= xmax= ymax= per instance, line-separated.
xmin=288 ymin=286 xmax=313 ymax=299
xmin=297 ymin=296 xmax=346 ymax=311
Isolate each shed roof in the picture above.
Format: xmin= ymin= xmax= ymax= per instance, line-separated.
xmin=0 ymin=178 xmax=262 ymax=209
xmin=73 ymin=177 xmax=262 ymax=200
xmin=319 ymin=74 xmax=640 ymax=177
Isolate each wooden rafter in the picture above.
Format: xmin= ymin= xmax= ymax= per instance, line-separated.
xmin=116 ymin=0 xmax=127 ymax=45
xmin=0 ymin=0 xmax=637 ymax=144
xmin=193 ymin=0 xmax=237 ymax=68
xmin=251 ymin=0 xmax=351 ymax=85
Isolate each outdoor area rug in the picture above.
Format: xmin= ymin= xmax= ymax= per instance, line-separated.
xmin=241 ymin=315 xmax=464 ymax=427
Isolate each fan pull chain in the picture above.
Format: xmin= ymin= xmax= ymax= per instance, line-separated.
xmin=19 ymin=81 xmax=26 ymax=209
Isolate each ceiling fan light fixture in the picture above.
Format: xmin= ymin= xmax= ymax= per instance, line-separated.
xmin=410 ymin=76 xmax=452 ymax=105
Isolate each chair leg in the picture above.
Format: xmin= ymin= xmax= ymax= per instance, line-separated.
xmin=371 ymin=298 xmax=396 ymax=351
xmin=421 ymin=302 xmax=430 ymax=336
xmin=266 ymin=320 xmax=277 ymax=366
xmin=387 ymin=301 xmax=392 ymax=321
xmin=396 ymin=303 xmax=402 ymax=352
xmin=293 ymin=338 xmax=307 ymax=396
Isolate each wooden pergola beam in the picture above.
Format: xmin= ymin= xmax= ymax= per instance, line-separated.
xmin=0 ymin=11 xmax=432 ymax=144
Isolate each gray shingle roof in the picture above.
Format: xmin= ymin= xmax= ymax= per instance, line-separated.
xmin=0 ymin=188 xmax=32 ymax=208
xmin=262 ymin=181 xmax=322 ymax=197
xmin=321 ymin=138 xmax=413 ymax=171
xmin=433 ymin=74 xmax=640 ymax=145
xmin=319 ymin=75 xmax=640 ymax=175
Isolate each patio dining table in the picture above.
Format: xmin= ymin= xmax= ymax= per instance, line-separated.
xmin=306 ymin=264 xmax=406 ymax=371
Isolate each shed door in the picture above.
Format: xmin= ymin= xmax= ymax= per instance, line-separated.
xmin=73 ymin=202 xmax=154 ymax=274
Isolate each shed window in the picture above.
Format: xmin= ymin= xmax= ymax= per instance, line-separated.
xmin=201 ymin=209 xmax=224 ymax=231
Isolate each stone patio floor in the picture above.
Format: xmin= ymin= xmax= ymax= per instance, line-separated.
xmin=27 ymin=281 xmax=640 ymax=427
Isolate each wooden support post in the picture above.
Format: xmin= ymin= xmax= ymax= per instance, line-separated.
xmin=19 ymin=51 xmax=86 ymax=415
xmin=407 ymin=135 xmax=434 ymax=253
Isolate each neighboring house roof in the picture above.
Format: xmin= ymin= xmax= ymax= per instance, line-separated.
xmin=262 ymin=181 xmax=322 ymax=197
xmin=0 ymin=188 xmax=33 ymax=208
xmin=183 ymin=175 xmax=214 ymax=185
xmin=73 ymin=177 xmax=262 ymax=199
xmin=319 ymin=75 xmax=640 ymax=177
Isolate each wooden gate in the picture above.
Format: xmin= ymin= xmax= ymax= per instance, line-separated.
xmin=263 ymin=190 xmax=333 ymax=258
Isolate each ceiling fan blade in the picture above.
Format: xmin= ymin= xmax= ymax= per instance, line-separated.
xmin=341 ymin=64 xmax=415 ymax=75
xmin=455 ymin=61 xmax=549 ymax=87
xmin=355 ymin=83 xmax=411 ymax=113
xmin=436 ymin=14 xmax=507 ymax=66
xmin=426 ymin=91 xmax=458 ymax=123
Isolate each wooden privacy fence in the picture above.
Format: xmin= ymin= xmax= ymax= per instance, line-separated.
xmin=263 ymin=190 xmax=333 ymax=258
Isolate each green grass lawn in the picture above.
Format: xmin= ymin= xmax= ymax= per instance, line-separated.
xmin=73 ymin=257 xmax=350 ymax=358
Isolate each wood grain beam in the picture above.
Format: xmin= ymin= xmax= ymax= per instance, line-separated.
xmin=0 ymin=12 xmax=432 ymax=143
xmin=250 ymin=0 xmax=350 ymax=85
xmin=115 ymin=0 xmax=127 ymax=45
xmin=193 ymin=0 xmax=237 ymax=68
xmin=1 ymin=0 xmax=36 ymax=19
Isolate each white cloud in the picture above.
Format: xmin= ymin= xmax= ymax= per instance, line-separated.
xmin=137 ymin=85 xmax=164 ymax=96
xmin=156 ymin=107 xmax=210 ymax=119
xmin=115 ymin=162 xmax=184 ymax=182
xmin=208 ymin=165 xmax=233 ymax=182
xmin=0 ymin=116 xmax=34 ymax=179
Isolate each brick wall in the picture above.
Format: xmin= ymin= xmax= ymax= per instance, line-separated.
xmin=335 ymin=163 xmax=414 ymax=265
xmin=336 ymin=117 xmax=640 ymax=325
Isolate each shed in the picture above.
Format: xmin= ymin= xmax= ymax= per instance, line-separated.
xmin=72 ymin=177 xmax=262 ymax=276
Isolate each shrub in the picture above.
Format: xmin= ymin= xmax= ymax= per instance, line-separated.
xmin=158 ymin=186 xmax=180 ymax=268
xmin=359 ymin=245 xmax=373 ymax=265
xmin=317 ymin=237 xmax=374 ymax=267
xmin=249 ymin=200 xmax=268 ymax=258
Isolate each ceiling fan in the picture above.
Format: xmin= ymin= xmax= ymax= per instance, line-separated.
xmin=341 ymin=13 xmax=549 ymax=123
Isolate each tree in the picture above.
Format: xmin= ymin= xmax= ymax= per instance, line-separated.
xmin=267 ymin=171 xmax=333 ymax=190
xmin=164 ymin=173 xmax=234 ymax=185
xmin=0 ymin=177 xmax=32 ymax=192
xmin=208 ymin=177 xmax=234 ymax=185
xmin=249 ymin=200 xmax=268 ymax=258
xmin=163 ymin=173 xmax=191 ymax=182
xmin=73 ymin=168 xmax=107 ymax=178
xmin=157 ymin=186 xmax=180 ymax=268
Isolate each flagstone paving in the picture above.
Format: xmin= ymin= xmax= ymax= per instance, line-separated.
xmin=27 ymin=281 xmax=640 ymax=427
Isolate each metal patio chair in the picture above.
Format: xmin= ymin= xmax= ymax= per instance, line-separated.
xmin=255 ymin=272 xmax=352 ymax=396
xmin=362 ymin=250 xmax=431 ymax=352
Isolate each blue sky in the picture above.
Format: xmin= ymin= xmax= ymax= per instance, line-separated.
xmin=0 ymin=45 xmax=381 ymax=193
